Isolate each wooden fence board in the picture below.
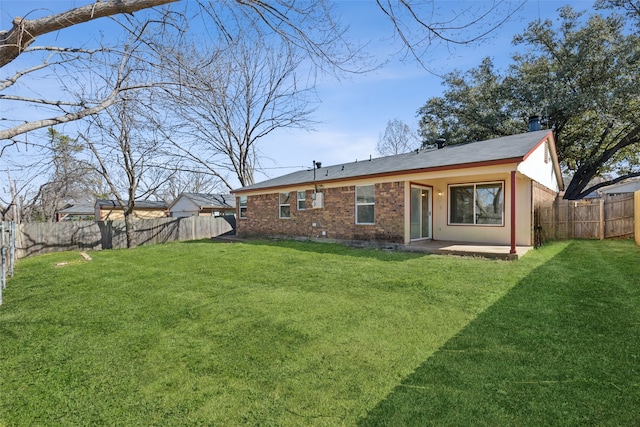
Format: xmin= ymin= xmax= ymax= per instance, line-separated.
xmin=15 ymin=216 xmax=234 ymax=258
xmin=536 ymin=194 xmax=635 ymax=242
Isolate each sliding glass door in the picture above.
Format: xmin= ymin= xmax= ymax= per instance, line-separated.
xmin=410 ymin=186 xmax=431 ymax=240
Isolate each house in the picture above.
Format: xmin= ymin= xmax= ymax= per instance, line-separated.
xmin=94 ymin=199 xmax=168 ymax=221
xmin=597 ymin=179 xmax=640 ymax=197
xmin=169 ymin=193 xmax=236 ymax=218
xmin=232 ymin=129 xmax=564 ymax=253
xmin=56 ymin=202 xmax=95 ymax=221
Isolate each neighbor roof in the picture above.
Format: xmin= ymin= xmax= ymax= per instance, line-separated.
xmin=57 ymin=202 xmax=95 ymax=215
xmin=95 ymin=199 xmax=168 ymax=209
xmin=172 ymin=193 xmax=236 ymax=209
xmin=597 ymin=178 xmax=640 ymax=194
xmin=234 ymin=130 xmax=554 ymax=193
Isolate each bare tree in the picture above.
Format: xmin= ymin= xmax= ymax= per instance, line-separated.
xmin=1 ymin=0 xmax=527 ymax=216
xmin=0 ymin=1 xmax=180 ymax=147
xmin=151 ymin=171 xmax=223 ymax=203
xmin=81 ymin=94 xmax=173 ymax=248
xmin=1 ymin=0 xmax=526 ymax=148
xmin=160 ymin=34 xmax=317 ymax=188
xmin=0 ymin=0 xmax=178 ymax=67
xmin=29 ymin=129 xmax=100 ymax=222
xmin=376 ymin=118 xmax=419 ymax=156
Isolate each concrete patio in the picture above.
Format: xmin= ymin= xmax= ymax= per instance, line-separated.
xmin=399 ymin=240 xmax=534 ymax=260
xmin=214 ymin=235 xmax=534 ymax=260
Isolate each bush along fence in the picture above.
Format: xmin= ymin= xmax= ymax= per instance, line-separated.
xmin=536 ymin=192 xmax=637 ymax=243
xmin=14 ymin=215 xmax=235 ymax=259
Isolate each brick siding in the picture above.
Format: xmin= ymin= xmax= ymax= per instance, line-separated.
xmin=237 ymin=181 xmax=406 ymax=242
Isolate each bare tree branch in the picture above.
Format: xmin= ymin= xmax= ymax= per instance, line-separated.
xmin=0 ymin=0 xmax=178 ymax=68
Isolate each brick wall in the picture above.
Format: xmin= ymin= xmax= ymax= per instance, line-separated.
xmin=237 ymin=181 xmax=406 ymax=242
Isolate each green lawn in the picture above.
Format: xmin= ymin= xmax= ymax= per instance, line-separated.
xmin=1 ymin=239 xmax=638 ymax=425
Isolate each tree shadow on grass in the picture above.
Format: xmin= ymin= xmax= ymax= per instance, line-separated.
xmin=358 ymin=240 xmax=640 ymax=426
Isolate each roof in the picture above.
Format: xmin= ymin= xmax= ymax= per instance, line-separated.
xmin=57 ymin=203 xmax=95 ymax=215
xmin=171 ymin=193 xmax=236 ymax=209
xmin=95 ymin=199 xmax=168 ymax=209
xmin=234 ymin=130 xmax=554 ymax=193
xmin=598 ymin=178 xmax=640 ymax=194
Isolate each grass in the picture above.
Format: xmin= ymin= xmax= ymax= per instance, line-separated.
xmin=0 ymin=239 xmax=638 ymax=425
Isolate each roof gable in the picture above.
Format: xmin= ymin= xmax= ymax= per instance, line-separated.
xmin=170 ymin=193 xmax=236 ymax=210
xmin=235 ymin=130 xmax=555 ymax=193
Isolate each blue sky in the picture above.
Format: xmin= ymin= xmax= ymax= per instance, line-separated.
xmin=1 ymin=0 xmax=592 ymax=195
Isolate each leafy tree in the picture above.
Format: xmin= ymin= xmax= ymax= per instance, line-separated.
xmin=418 ymin=6 xmax=640 ymax=199
xmin=376 ymin=118 xmax=419 ymax=156
xmin=418 ymin=58 xmax=524 ymax=145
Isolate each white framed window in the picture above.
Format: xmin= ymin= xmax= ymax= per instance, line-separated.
xmin=297 ymin=190 xmax=306 ymax=210
xmin=279 ymin=192 xmax=291 ymax=218
xmin=239 ymin=196 xmax=247 ymax=218
xmin=356 ymin=185 xmax=375 ymax=224
xmin=449 ymin=182 xmax=504 ymax=225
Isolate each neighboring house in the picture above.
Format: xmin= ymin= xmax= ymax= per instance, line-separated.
xmin=232 ymin=129 xmax=564 ymax=253
xmin=169 ymin=193 xmax=236 ymax=218
xmin=597 ymin=179 xmax=640 ymax=197
xmin=56 ymin=202 xmax=95 ymax=221
xmin=94 ymin=199 xmax=168 ymax=221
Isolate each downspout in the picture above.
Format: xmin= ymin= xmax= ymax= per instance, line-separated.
xmin=510 ymin=170 xmax=517 ymax=254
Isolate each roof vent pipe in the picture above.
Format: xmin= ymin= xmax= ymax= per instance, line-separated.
xmin=529 ymin=115 xmax=541 ymax=132
xmin=436 ymin=138 xmax=446 ymax=149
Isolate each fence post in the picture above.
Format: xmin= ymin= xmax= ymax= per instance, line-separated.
xmin=599 ymin=198 xmax=605 ymax=240
xmin=635 ymin=190 xmax=640 ymax=247
xmin=1 ymin=221 xmax=6 ymax=305
xmin=9 ymin=221 xmax=15 ymax=277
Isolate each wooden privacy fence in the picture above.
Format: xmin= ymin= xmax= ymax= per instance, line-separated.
xmin=14 ymin=215 xmax=235 ymax=259
xmin=536 ymin=193 xmax=636 ymax=242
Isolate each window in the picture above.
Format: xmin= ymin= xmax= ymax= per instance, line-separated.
xmin=297 ymin=191 xmax=306 ymax=210
xmin=449 ymin=182 xmax=503 ymax=225
xmin=279 ymin=192 xmax=291 ymax=218
xmin=356 ymin=185 xmax=375 ymax=224
xmin=239 ymin=196 xmax=247 ymax=218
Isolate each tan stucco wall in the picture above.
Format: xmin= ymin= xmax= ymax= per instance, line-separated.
xmin=412 ymin=172 xmax=533 ymax=246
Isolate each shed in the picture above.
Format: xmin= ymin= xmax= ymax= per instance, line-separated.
xmin=56 ymin=202 xmax=95 ymax=221
xmin=169 ymin=193 xmax=236 ymax=218
xmin=95 ymin=199 xmax=168 ymax=221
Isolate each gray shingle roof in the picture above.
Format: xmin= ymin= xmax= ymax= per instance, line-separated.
xmin=180 ymin=193 xmax=236 ymax=208
xmin=57 ymin=203 xmax=95 ymax=215
xmin=235 ymin=130 xmax=552 ymax=192
xmin=95 ymin=199 xmax=168 ymax=209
